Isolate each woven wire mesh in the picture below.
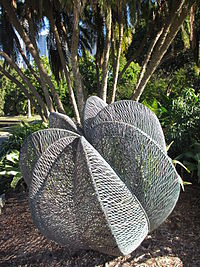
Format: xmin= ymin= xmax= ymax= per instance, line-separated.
xmin=49 ymin=111 xmax=78 ymax=133
xmin=88 ymin=121 xmax=180 ymax=232
xmin=20 ymin=96 xmax=180 ymax=256
xmin=19 ymin=129 xmax=79 ymax=187
xmin=83 ymin=96 xmax=107 ymax=136
xmin=84 ymin=99 xmax=166 ymax=152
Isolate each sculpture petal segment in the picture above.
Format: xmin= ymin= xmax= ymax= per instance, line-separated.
xmin=83 ymin=96 xmax=107 ymax=136
xmin=49 ymin=112 xmax=81 ymax=133
xmin=29 ymin=136 xmax=84 ymax=253
xmin=75 ymin=137 xmax=149 ymax=255
xmin=20 ymin=129 xmax=79 ymax=187
xmin=87 ymin=100 xmax=166 ymax=151
xmin=89 ymin=121 xmax=180 ymax=231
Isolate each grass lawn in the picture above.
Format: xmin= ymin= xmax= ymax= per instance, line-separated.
xmin=0 ymin=115 xmax=41 ymax=135
xmin=0 ymin=115 xmax=41 ymax=122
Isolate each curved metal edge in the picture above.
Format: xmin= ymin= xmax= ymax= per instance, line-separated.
xmin=82 ymin=96 xmax=107 ymax=136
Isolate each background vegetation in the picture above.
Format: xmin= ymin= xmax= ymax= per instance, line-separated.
xmin=0 ymin=0 xmax=199 ymax=192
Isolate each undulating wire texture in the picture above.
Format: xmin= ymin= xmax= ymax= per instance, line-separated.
xmin=19 ymin=96 xmax=180 ymax=256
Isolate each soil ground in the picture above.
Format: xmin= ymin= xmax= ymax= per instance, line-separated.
xmin=0 ymin=185 xmax=200 ymax=267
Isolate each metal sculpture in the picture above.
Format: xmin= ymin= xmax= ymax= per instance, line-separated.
xmin=19 ymin=96 xmax=181 ymax=256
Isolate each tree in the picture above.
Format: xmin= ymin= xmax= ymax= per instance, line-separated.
xmin=131 ymin=0 xmax=197 ymax=101
xmin=0 ymin=0 xmax=197 ymax=123
xmin=110 ymin=0 xmax=124 ymax=103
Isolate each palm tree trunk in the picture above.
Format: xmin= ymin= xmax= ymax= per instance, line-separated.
xmin=100 ymin=6 xmax=112 ymax=102
xmin=118 ymin=1 xmax=186 ymax=87
xmin=132 ymin=27 xmax=164 ymax=100
xmin=0 ymin=65 xmax=47 ymax=121
xmin=132 ymin=0 xmax=195 ymax=101
xmin=118 ymin=26 xmax=153 ymax=82
xmin=111 ymin=23 xmax=116 ymax=78
xmin=13 ymin=31 xmax=42 ymax=85
xmin=1 ymin=0 xmax=56 ymax=113
xmin=95 ymin=55 xmax=101 ymax=96
xmin=46 ymin=6 xmax=81 ymax=124
xmin=111 ymin=4 xmax=123 ymax=103
xmin=71 ymin=0 xmax=85 ymax=114
xmin=26 ymin=7 xmax=64 ymax=113
xmin=0 ymin=51 xmax=49 ymax=118
xmin=95 ymin=36 xmax=102 ymax=96
xmin=1 ymin=0 xmax=69 ymax=113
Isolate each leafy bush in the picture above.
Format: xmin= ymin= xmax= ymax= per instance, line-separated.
xmin=175 ymin=142 xmax=200 ymax=183
xmin=0 ymin=121 xmax=47 ymax=156
xmin=142 ymin=69 xmax=200 ymax=183
xmin=1 ymin=68 xmax=28 ymax=116
xmin=0 ymin=78 xmax=5 ymax=116
xmin=142 ymin=98 xmax=168 ymax=119
xmin=115 ymin=56 xmax=141 ymax=100
xmin=0 ymin=122 xmax=47 ymax=194
xmin=0 ymin=150 xmax=22 ymax=191
xmin=165 ymin=88 xmax=200 ymax=156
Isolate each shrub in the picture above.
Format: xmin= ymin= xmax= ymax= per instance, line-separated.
xmin=165 ymin=88 xmax=200 ymax=156
xmin=175 ymin=142 xmax=200 ymax=184
xmin=0 ymin=122 xmax=47 ymax=194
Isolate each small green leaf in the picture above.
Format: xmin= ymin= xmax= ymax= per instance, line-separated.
xmin=7 ymin=170 xmax=19 ymax=176
xmin=183 ymin=181 xmax=192 ymax=185
xmin=183 ymin=151 xmax=195 ymax=159
xmin=173 ymin=159 xmax=190 ymax=173
xmin=178 ymin=176 xmax=184 ymax=191
xmin=6 ymin=151 xmax=19 ymax=163
xmin=166 ymin=141 xmax=174 ymax=152
xmin=10 ymin=173 xmax=22 ymax=189
xmin=152 ymin=98 xmax=158 ymax=110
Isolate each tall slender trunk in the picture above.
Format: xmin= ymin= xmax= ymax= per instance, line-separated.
xmin=71 ymin=0 xmax=85 ymax=114
xmin=118 ymin=26 xmax=153 ymax=82
xmin=190 ymin=4 xmax=195 ymax=49
xmin=0 ymin=65 xmax=47 ymax=121
xmin=111 ymin=23 xmax=116 ymax=78
xmin=26 ymin=7 xmax=64 ymax=113
xmin=132 ymin=28 xmax=164 ymax=100
xmin=1 ymin=0 xmax=55 ymax=112
xmin=95 ymin=36 xmax=102 ymax=96
xmin=118 ymin=1 xmax=186 ymax=87
xmin=190 ymin=3 xmax=200 ymax=75
xmin=111 ymin=4 xmax=123 ymax=103
xmin=95 ymin=55 xmax=101 ymax=96
xmin=13 ymin=31 xmax=42 ymax=85
xmin=0 ymin=51 xmax=49 ymax=118
xmin=100 ymin=6 xmax=112 ymax=102
xmin=132 ymin=1 xmax=194 ymax=101
xmin=46 ymin=6 xmax=81 ymax=124
xmin=1 ymin=0 xmax=68 ymax=113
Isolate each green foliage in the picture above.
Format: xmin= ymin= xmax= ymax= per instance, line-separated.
xmin=142 ymin=65 xmax=200 ymax=183
xmin=0 ymin=150 xmax=22 ymax=190
xmin=176 ymin=142 xmax=200 ymax=183
xmin=0 ymin=78 xmax=5 ymax=116
xmin=143 ymin=86 xmax=200 ymax=159
xmin=0 ymin=57 xmax=73 ymax=118
xmin=0 ymin=122 xmax=47 ymax=156
xmin=142 ymin=98 xmax=167 ymax=118
xmin=0 ymin=122 xmax=47 ymax=194
xmin=79 ymin=52 xmax=98 ymax=96
xmin=115 ymin=55 xmax=141 ymax=100
xmin=166 ymin=88 xmax=200 ymax=155
xmin=1 ymin=68 xmax=28 ymax=116
xmin=29 ymin=56 xmax=73 ymax=117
